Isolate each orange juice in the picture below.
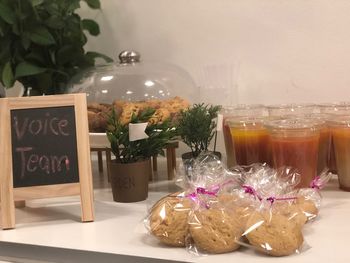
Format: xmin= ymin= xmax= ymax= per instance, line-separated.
xmin=317 ymin=126 xmax=331 ymax=174
xmin=319 ymin=103 xmax=350 ymax=174
xmin=331 ymin=124 xmax=350 ymax=191
xmin=267 ymin=119 xmax=320 ymax=188
xmin=270 ymin=135 xmax=319 ymax=188
xmin=302 ymin=114 xmax=332 ymax=174
xmin=221 ymin=105 xmax=267 ymax=168
xmin=229 ymin=118 xmax=271 ymax=166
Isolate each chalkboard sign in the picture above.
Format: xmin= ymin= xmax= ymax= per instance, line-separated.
xmin=11 ymin=106 xmax=80 ymax=188
xmin=0 ymin=94 xmax=94 ymax=229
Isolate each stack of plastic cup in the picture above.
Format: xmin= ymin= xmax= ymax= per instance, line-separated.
xmin=267 ymin=103 xmax=319 ymax=117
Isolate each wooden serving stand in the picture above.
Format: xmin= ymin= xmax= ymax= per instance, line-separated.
xmin=90 ymin=133 xmax=179 ymax=180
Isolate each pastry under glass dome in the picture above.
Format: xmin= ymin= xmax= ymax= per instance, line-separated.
xmin=67 ymin=51 xmax=197 ymax=133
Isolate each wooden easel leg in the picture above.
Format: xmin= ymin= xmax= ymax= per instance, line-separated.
xmin=79 ymin=172 xmax=94 ymax=222
xmin=0 ymin=99 xmax=16 ymax=229
xmin=1 ymin=185 xmax=15 ymax=230
xmin=79 ymin=156 xmax=94 ymax=222
xmin=75 ymin=94 xmax=94 ymax=222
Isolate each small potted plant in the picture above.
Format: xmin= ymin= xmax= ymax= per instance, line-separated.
xmin=177 ymin=103 xmax=222 ymax=170
xmin=106 ymin=107 xmax=177 ymax=202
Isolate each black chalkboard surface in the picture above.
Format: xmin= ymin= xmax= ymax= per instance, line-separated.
xmin=10 ymin=106 xmax=80 ymax=188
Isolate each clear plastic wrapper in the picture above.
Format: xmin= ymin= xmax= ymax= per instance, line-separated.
xmin=175 ymin=152 xmax=240 ymax=191
xmin=145 ymin=191 xmax=192 ymax=247
xmin=242 ymin=206 xmax=305 ymax=256
xmin=233 ymin=163 xmax=300 ymax=197
xmin=187 ymin=194 xmax=243 ymax=254
xmin=181 ymin=154 xmax=250 ymax=255
xmin=296 ymin=170 xmax=333 ymax=221
xmin=237 ymin=167 xmax=332 ymax=256
xmin=145 ymin=153 xmax=331 ymax=257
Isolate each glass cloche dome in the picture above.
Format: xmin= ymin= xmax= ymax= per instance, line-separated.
xmin=67 ymin=51 xmax=198 ymax=133
xmin=67 ymin=50 xmax=197 ymax=104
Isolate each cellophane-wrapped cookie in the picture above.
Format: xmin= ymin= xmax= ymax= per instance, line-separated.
xmin=237 ymin=165 xmax=332 ymax=256
xmin=146 ymin=192 xmax=192 ymax=247
xmin=180 ymin=153 xmax=245 ymax=255
xmin=243 ymin=206 xmax=304 ymax=256
xmin=236 ymin=166 xmax=305 ymax=256
xmin=296 ymin=170 xmax=332 ymax=222
xmin=146 ymin=154 xmax=331 ymax=257
xmin=187 ymin=193 xmax=243 ymax=254
xmin=146 ymin=153 xmax=234 ymax=248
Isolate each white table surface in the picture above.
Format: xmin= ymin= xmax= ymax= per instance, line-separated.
xmin=0 ymin=176 xmax=349 ymax=263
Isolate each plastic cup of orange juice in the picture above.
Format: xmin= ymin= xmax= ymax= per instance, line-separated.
xmin=301 ymin=114 xmax=331 ymax=175
xmin=329 ymin=116 xmax=350 ymax=191
xmin=221 ymin=105 xmax=268 ymax=168
xmin=227 ymin=116 xmax=271 ymax=166
xmin=316 ymin=121 xmax=331 ymax=175
xmin=266 ymin=119 xmax=320 ymax=188
xmin=319 ymin=103 xmax=350 ymax=174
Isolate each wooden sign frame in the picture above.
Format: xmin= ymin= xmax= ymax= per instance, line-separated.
xmin=0 ymin=94 xmax=94 ymax=229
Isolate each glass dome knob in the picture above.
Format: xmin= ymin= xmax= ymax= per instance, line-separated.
xmin=118 ymin=50 xmax=141 ymax=64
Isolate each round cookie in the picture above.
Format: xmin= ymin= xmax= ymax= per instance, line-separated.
xmin=273 ymin=202 xmax=307 ymax=228
xmin=217 ymin=193 xmax=253 ymax=230
xmin=297 ymin=196 xmax=318 ymax=220
xmin=189 ymin=208 xmax=242 ymax=254
xmin=286 ymin=205 xmax=307 ymax=227
xmin=245 ymin=212 xmax=304 ymax=256
xmin=217 ymin=193 xmax=240 ymax=204
xmin=150 ymin=194 xmax=191 ymax=247
xmin=277 ymin=204 xmax=307 ymax=228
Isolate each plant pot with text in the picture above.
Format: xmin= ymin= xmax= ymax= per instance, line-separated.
xmin=106 ymin=107 xmax=177 ymax=202
xmin=109 ymin=159 xmax=151 ymax=202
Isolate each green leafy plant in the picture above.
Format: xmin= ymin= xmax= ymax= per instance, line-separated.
xmin=0 ymin=0 xmax=112 ymax=95
xmin=106 ymin=108 xmax=177 ymax=164
xmin=177 ymin=103 xmax=221 ymax=158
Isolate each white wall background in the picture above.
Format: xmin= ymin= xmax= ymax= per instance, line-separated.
xmin=81 ymin=0 xmax=350 ymax=106
xmin=81 ymin=0 xmax=350 ymax=154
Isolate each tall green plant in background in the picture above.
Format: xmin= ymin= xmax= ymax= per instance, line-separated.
xmin=0 ymin=0 xmax=112 ymax=95
xmin=177 ymin=103 xmax=221 ymax=158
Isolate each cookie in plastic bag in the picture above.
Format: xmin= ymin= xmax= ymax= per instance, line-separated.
xmin=148 ymin=192 xmax=192 ymax=247
xmin=244 ymin=210 xmax=304 ymax=256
